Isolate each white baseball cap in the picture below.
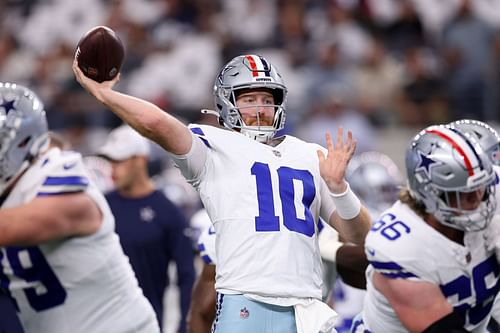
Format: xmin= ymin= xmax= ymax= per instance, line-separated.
xmin=98 ymin=125 xmax=150 ymax=161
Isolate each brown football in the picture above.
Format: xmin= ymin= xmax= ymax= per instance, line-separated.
xmin=75 ymin=26 xmax=124 ymax=83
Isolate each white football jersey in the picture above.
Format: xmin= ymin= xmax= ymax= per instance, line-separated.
xmin=359 ymin=201 xmax=499 ymax=333
xmin=0 ymin=148 xmax=159 ymax=333
xmin=173 ymin=125 xmax=336 ymax=302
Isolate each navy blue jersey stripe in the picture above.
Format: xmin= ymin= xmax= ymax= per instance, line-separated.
xmin=370 ymin=260 xmax=403 ymax=270
xmin=37 ymin=190 xmax=85 ymax=196
xmin=190 ymin=127 xmax=205 ymax=136
xmin=381 ymin=271 xmax=418 ymax=279
xmin=198 ymin=243 xmax=206 ymax=252
xmin=190 ymin=127 xmax=211 ymax=148
xmin=43 ymin=176 xmax=89 ymax=187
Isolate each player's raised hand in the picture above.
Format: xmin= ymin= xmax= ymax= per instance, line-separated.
xmin=72 ymin=59 xmax=120 ymax=101
xmin=317 ymin=128 xmax=357 ymax=194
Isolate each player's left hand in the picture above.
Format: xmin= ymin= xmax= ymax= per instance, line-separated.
xmin=317 ymin=128 xmax=356 ymax=194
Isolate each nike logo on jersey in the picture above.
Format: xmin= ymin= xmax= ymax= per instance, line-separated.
xmin=367 ymin=248 xmax=376 ymax=256
xmin=63 ymin=162 xmax=77 ymax=170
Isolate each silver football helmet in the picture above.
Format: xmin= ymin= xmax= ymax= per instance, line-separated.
xmin=347 ymin=152 xmax=403 ymax=216
xmin=0 ymin=82 xmax=49 ymax=195
xmin=451 ymin=119 xmax=500 ymax=165
xmin=406 ymin=125 xmax=496 ymax=231
xmin=213 ymin=54 xmax=287 ymax=143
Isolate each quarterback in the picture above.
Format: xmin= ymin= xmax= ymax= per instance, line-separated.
xmin=73 ymin=54 xmax=372 ymax=333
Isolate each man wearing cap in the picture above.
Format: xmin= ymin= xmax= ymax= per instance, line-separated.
xmin=98 ymin=125 xmax=196 ymax=333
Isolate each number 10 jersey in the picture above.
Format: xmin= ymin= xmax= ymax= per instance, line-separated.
xmin=174 ymin=125 xmax=337 ymax=303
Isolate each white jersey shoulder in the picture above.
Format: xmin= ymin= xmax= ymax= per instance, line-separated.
xmin=176 ymin=124 xmax=336 ymax=301
xmin=361 ymin=201 xmax=499 ymax=333
xmin=1 ymin=148 xmax=158 ymax=333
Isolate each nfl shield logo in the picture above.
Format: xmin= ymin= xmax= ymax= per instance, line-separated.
xmin=240 ymin=307 xmax=250 ymax=319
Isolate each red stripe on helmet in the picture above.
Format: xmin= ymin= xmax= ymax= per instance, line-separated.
xmin=426 ymin=129 xmax=474 ymax=176
xmin=245 ymin=55 xmax=258 ymax=77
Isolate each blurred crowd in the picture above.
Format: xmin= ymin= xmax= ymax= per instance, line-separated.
xmin=2 ymin=0 xmax=500 ymax=155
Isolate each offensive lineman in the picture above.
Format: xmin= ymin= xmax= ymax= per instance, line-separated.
xmin=0 ymin=83 xmax=159 ymax=332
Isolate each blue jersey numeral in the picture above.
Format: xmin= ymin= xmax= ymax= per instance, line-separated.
xmin=252 ymin=162 xmax=316 ymax=237
xmin=371 ymin=213 xmax=411 ymax=241
xmin=441 ymin=255 xmax=500 ymax=325
xmin=1 ymin=247 xmax=67 ymax=311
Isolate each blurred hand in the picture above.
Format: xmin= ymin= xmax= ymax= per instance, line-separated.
xmin=317 ymin=128 xmax=356 ymax=194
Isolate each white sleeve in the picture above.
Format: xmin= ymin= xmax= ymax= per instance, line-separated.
xmin=320 ymin=178 xmax=336 ymax=224
xmin=169 ymin=132 xmax=208 ymax=186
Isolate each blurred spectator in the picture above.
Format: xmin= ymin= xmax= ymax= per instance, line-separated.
xmin=216 ymin=0 xmax=277 ymax=57
xmin=296 ymin=81 xmax=377 ymax=152
xmin=396 ymin=47 xmax=447 ymax=126
xmin=3 ymin=0 xmax=500 ymax=150
xmin=441 ymin=0 xmax=498 ymax=121
xmin=351 ymin=38 xmax=404 ymax=126
xmin=0 ymin=32 xmax=36 ymax=85
xmin=382 ymin=0 xmax=426 ymax=54
xmin=310 ymin=1 xmax=373 ymax=66
xmin=98 ymin=125 xmax=196 ymax=333
xmin=273 ymin=0 xmax=310 ymax=66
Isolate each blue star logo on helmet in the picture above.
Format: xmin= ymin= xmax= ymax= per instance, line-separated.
xmin=416 ymin=151 xmax=441 ymax=177
xmin=0 ymin=99 xmax=16 ymax=114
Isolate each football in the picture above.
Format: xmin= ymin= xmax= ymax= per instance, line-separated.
xmin=75 ymin=26 xmax=125 ymax=83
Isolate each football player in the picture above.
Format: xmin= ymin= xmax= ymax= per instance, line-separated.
xmin=187 ymin=214 xmax=367 ymax=333
xmin=330 ymin=151 xmax=402 ymax=333
xmin=73 ymin=54 xmax=372 ymax=333
xmin=0 ymin=83 xmax=159 ymax=332
xmin=450 ymin=119 xmax=500 ymax=332
xmin=352 ymin=125 xmax=500 ymax=333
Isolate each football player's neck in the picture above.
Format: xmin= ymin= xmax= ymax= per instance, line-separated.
xmin=426 ymin=215 xmax=464 ymax=245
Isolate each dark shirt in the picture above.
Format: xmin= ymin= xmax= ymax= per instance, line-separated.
xmin=106 ymin=190 xmax=195 ymax=332
xmin=0 ymin=291 xmax=25 ymax=333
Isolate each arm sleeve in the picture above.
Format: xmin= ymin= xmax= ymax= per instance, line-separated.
xmin=169 ymin=131 xmax=208 ymax=186
xmin=319 ymin=178 xmax=336 ymax=224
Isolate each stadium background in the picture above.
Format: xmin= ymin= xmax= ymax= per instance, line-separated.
xmin=2 ymin=0 xmax=500 ymax=331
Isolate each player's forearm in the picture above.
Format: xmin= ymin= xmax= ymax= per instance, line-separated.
xmin=0 ymin=195 xmax=100 ymax=246
xmin=0 ymin=205 xmax=67 ymax=246
xmin=334 ymin=206 xmax=371 ymax=245
xmin=98 ymin=89 xmax=193 ymax=155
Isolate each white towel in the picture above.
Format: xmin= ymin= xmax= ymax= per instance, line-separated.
xmin=294 ymin=299 xmax=338 ymax=333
